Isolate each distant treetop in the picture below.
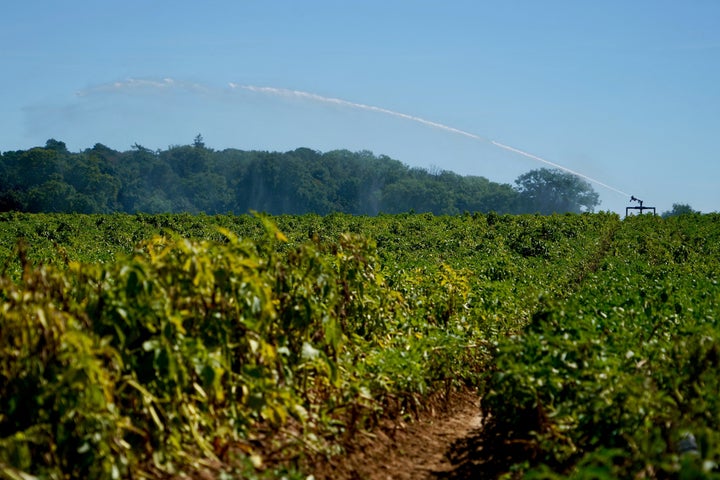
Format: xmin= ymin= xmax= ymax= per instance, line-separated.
xmin=662 ymin=203 xmax=699 ymax=218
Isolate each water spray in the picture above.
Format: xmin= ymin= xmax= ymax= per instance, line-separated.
xmin=231 ymin=84 xmax=486 ymax=142
xmin=232 ymin=84 xmax=631 ymax=198
xmin=489 ymin=141 xmax=630 ymax=197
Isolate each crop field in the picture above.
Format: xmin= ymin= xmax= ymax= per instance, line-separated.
xmin=0 ymin=212 xmax=718 ymax=479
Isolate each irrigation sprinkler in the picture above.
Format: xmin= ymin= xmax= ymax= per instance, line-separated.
xmin=626 ymin=196 xmax=656 ymax=217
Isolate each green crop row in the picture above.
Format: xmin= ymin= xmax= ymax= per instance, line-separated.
xmin=0 ymin=212 xmax=619 ymax=478
xmin=484 ymin=214 xmax=720 ymax=478
xmin=0 ymin=222 xmax=462 ymax=478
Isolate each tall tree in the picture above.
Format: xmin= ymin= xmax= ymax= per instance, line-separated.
xmin=661 ymin=203 xmax=699 ymax=217
xmin=515 ymin=168 xmax=600 ymax=214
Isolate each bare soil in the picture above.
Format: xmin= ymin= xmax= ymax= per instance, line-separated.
xmin=311 ymin=389 xmax=518 ymax=480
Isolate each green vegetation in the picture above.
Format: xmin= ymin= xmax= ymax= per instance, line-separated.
xmin=662 ymin=203 xmax=700 ymax=218
xmin=0 ymin=139 xmax=600 ymax=215
xmin=1 ymin=211 xmax=718 ymax=478
xmin=484 ymin=214 xmax=720 ymax=477
xmin=514 ymin=168 xmax=600 ymax=215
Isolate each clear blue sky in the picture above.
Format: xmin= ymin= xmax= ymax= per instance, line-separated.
xmin=2 ymin=1 xmax=719 ymax=214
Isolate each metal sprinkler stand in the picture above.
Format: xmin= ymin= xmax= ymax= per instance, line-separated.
xmin=626 ymin=196 xmax=656 ymax=216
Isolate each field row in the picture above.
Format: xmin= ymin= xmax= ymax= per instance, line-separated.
xmin=0 ymin=212 xmax=618 ymax=479
xmin=8 ymin=213 xmax=719 ymax=477
xmin=485 ymin=214 xmax=720 ymax=477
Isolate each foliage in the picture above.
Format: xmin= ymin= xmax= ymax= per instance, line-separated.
xmin=0 ymin=140 xmax=599 ymax=215
xmin=662 ymin=203 xmax=700 ymax=218
xmin=0 ymin=211 xmax=619 ymax=478
xmin=20 ymin=211 xmax=720 ymax=478
xmin=515 ymin=168 xmax=600 ymax=214
xmin=483 ymin=213 xmax=720 ymax=477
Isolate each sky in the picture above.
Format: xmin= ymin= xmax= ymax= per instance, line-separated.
xmin=2 ymin=1 xmax=719 ymax=215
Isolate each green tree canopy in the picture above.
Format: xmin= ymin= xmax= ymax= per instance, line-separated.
xmin=0 ymin=139 xmax=609 ymax=215
xmin=515 ymin=168 xmax=600 ymax=214
xmin=661 ymin=203 xmax=699 ymax=217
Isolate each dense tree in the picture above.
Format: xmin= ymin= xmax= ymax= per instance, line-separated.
xmin=662 ymin=203 xmax=699 ymax=217
xmin=44 ymin=138 xmax=69 ymax=154
xmin=0 ymin=139 xmax=601 ymax=215
xmin=26 ymin=179 xmax=77 ymax=213
xmin=63 ymin=154 xmax=120 ymax=212
xmin=515 ymin=168 xmax=600 ymax=214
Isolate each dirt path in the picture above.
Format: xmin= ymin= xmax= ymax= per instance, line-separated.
xmin=314 ymin=390 xmax=499 ymax=480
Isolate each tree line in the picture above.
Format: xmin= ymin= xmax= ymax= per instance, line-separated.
xmin=0 ymin=137 xmax=601 ymax=215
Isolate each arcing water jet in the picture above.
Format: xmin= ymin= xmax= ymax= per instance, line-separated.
xmin=232 ymin=84 xmax=630 ymax=198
